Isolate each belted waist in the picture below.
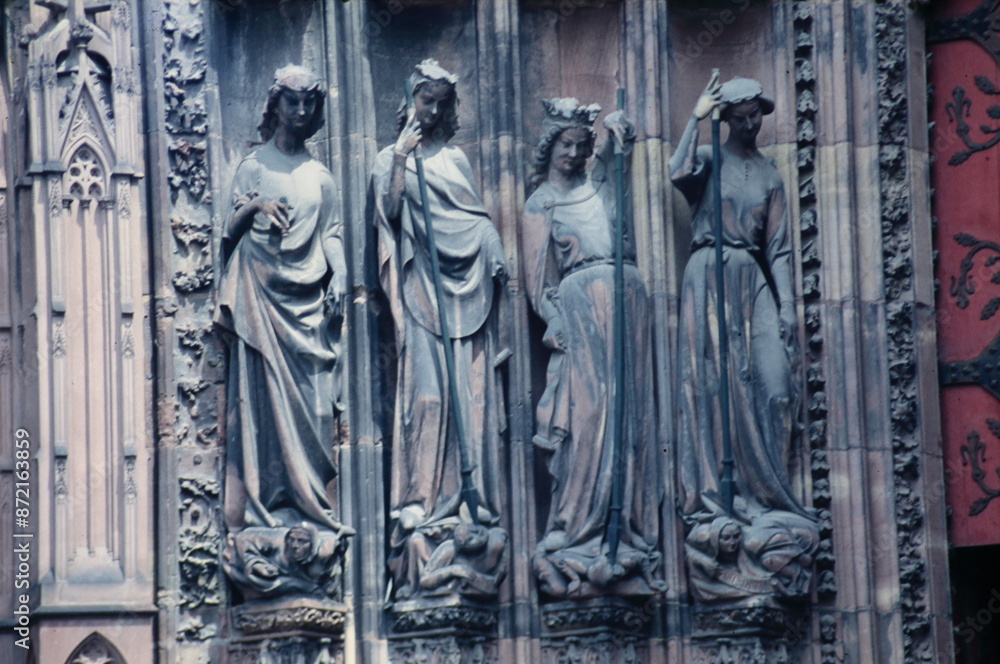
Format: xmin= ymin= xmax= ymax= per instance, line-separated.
xmin=563 ymin=256 xmax=636 ymax=278
xmin=691 ymin=238 xmax=755 ymax=252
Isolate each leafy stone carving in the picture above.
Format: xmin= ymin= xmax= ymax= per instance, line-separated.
xmin=178 ymin=476 xmax=222 ymax=614
xmin=876 ymin=4 xmax=932 ymax=663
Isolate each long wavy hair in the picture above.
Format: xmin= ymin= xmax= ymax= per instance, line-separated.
xmin=529 ymin=123 xmax=595 ymax=193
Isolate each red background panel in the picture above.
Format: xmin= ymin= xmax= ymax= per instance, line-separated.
xmin=930 ymin=0 xmax=1000 ymax=547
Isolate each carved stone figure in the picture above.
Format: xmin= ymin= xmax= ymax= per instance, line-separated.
xmin=522 ymin=98 xmax=664 ymax=599
xmin=222 ymin=521 xmax=347 ymax=600
xmin=419 ymin=523 xmax=508 ymax=599
xmin=669 ymin=74 xmax=818 ymax=602
xmin=216 ymin=65 xmax=351 ymax=597
xmin=374 ymin=59 xmax=508 ymax=602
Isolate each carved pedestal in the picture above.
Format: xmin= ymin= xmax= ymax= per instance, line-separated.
xmin=539 ymin=598 xmax=655 ymax=664
xmin=228 ymin=597 xmax=348 ymax=664
xmin=691 ymin=597 xmax=808 ymax=664
xmin=388 ymin=596 xmax=499 ymax=664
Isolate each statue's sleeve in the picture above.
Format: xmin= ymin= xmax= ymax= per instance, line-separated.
xmin=669 ymin=115 xmax=711 ymax=206
xmin=372 ymin=148 xmax=406 ymax=335
xmin=320 ymin=171 xmax=347 ymax=279
xmin=765 ymin=180 xmax=794 ymax=306
xmin=221 ymin=157 xmax=259 ymax=265
xmin=520 ymin=195 xmax=561 ymax=326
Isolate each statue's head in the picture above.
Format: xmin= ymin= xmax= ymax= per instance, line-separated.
xmin=531 ymin=98 xmax=601 ymax=190
xmin=718 ymin=522 xmax=743 ymax=557
xmin=397 ymin=59 xmax=460 ymax=143
xmin=453 ymin=522 xmax=490 ymax=554
xmin=258 ymin=65 xmax=326 ymax=142
xmin=284 ymin=523 xmax=315 ymax=564
xmin=718 ymin=77 xmax=773 ymax=144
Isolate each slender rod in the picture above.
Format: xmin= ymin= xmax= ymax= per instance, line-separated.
xmin=606 ymin=87 xmax=627 ymax=563
xmin=712 ymin=104 xmax=735 ymax=516
xmin=404 ymin=81 xmax=480 ymax=525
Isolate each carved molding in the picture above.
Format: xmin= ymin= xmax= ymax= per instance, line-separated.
xmin=232 ymin=598 xmax=349 ymax=636
xmin=391 ymin=600 xmax=498 ymax=634
xmin=540 ymin=633 xmax=645 ymax=664
xmin=691 ymin=638 xmax=792 ymax=664
xmin=692 ymin=601 xmax=807 ymax=640
xmin=791 ymin=5 xmax=837 ymax=624
xmin=875 ymin=5 xmax=932 ymax=663
xmin=229 ymin=635 xmax=345 ymax=664
xmin=389 ymin=635 xmax=498 ymax=664
xmin=540 ymin=599 xmax=652 ymax=634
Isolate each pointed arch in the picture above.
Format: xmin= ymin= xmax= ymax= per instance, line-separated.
xmin=64 ymin=142 xmax=109 ymax=200
xmin=64 ymin=632 xmax=127 ymax=664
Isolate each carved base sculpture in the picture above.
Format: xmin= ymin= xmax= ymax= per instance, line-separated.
xmin=539 ymin=598 xmax=655 ymax=664
xmin=691 ymin=596 xmax=807 ymax=664
xmin=228 ymin=595 xmax=348 ymax=663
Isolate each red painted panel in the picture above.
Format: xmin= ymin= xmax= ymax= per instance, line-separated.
xmin=930 ymin=0 xmax=1000 ymax=547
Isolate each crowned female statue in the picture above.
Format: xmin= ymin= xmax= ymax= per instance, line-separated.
xmin=522 ymin=98 xmax=665 ymax=599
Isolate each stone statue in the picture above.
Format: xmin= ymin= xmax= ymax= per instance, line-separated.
xmin=222 ymin=521 xmax=346 ymax=600
xmin=685 ymin=514 xmax=817 ymax=602
xmin=216 ymin=65 xmax=351 ymax=597
xmin=419 ymin=523 xmax=508 ymax=599
xmin=669 ymin=73 xmax=818 ymax=601
xmin=373 ymin=59 xmax=508 ymax=602
xmin=521 ymin=98 xmax=665 ymax=599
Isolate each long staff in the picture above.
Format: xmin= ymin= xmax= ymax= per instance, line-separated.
xmin=404 ymin=81 xmax=480 ymax=525
xmin=711 ymin=71 xmax=736 ymax=516
xmin=606 ymin=88 xmax=627 ymax=563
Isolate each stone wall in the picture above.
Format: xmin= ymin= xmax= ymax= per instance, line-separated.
xmin=0 ymin=2 xmax=953 ymax=663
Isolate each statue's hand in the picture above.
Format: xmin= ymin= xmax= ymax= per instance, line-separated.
xmin=694 ymin=70 xmax=723 ymax=120
xmin=251 ymin=561 xmax=279 ymax=580
xmin=778 ymin=302 xmax=798 ymax=345
xmin=325 ymin=275 xmax=347 ymax=319
xmin=542 ymin=317 xmax=567 ymax=352
xmin=603 ymin=110 xmax=635 ymax=150
xmin=234 ymin=189 xmax=258 ymax=211
xmin=394 ymin=109 xmax=422 ymax=156
xmin=255 ymin=197 xmax=294 ymax=237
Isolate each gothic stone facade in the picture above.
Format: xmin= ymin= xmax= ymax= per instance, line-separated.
xmin=0 ymin=1 xmax=981 ymax=663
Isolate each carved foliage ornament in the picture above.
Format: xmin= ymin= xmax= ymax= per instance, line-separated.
xmin=876 ymin=4 xmax=932 ymax=662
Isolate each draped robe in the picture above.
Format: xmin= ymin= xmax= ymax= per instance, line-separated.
xmin=373 ymin=142 xmax=507 ymax=550
xmin=217 ymin=140 xmax=345 ymax=533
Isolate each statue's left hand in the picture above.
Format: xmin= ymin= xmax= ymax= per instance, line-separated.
xmin=778 ymin=302 xmax=798 ymax=346
xmin=603 ymin=110 xmax=635 ymax=150
xmin=324 ymin=275 xmax=347 ymax=319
